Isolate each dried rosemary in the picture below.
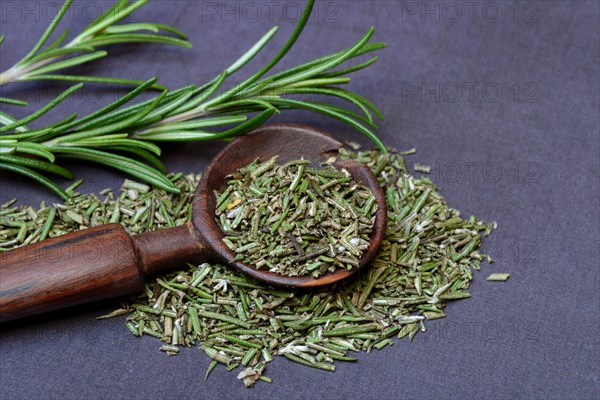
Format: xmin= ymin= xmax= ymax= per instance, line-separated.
xmin=214 ymin=158 xmax=377 ymax=277
xmin=486 ymin=273 xmax=511 ymax=281
xmin=0 ymin=146 xmax=495 ymax=388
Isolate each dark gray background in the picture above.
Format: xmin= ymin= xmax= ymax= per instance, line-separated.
xmin=1 ymin=1 xmax=599 ymax=399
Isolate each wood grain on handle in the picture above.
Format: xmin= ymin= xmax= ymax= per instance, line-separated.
xmin=0 ymin=221 xmax=207 ymax=323
xmin=132 ymin=222 xmax=209 ymax=276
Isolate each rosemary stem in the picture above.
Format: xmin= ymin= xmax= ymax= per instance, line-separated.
xmin=0 ymin=47 xmax=71 ymax=86
xmin=0 ymin=68 xmax=20 ymax=85
xmin=151 ymin=107 xmax=208 ymax=127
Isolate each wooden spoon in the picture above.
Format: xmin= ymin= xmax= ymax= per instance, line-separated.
xmin=0 ymin=124 xmax=387 ymax=323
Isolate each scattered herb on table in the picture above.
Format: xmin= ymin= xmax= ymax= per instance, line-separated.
xmin=0 ymin=145 xmax=496 ymax=388
xmin=214 ymin=158 xmax=377 ymax=277
xmin=414 ymin=163 xmax=432 ymax=174
xmin=485 ymin=273 xmax=510 ymax=282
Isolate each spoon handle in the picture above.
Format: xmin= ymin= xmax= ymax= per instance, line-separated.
xmin=0 ymin=221 xmax=208 ymax=323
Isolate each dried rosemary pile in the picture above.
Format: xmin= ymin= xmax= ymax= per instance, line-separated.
xmin=0 ymin=146 xmax=494 ymax=388
xmin=215 ymin=157 xmax=377 ymax=277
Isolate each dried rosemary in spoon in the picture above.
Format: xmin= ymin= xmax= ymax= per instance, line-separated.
xmin=0 ymin=145 xmax=496 ymax=388
xmin=214 ymin=158 xmax=377 ymax=278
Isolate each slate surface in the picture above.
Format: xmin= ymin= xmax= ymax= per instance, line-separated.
xmin=0 ymin=1 xmax=599 ymax=399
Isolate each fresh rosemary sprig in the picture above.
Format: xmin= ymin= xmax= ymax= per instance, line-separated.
xmin=0 ymin=0 xmax=190 ymax=102
xmin=0 ymin=0 xmax=385 ymax=199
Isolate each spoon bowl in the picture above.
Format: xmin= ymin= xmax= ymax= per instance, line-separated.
xmin=194 ymin=124 xmax=387 ymax=287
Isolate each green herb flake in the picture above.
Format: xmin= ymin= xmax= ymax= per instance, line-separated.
xmin=485 ymin=273 xmax=511 ymax=282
